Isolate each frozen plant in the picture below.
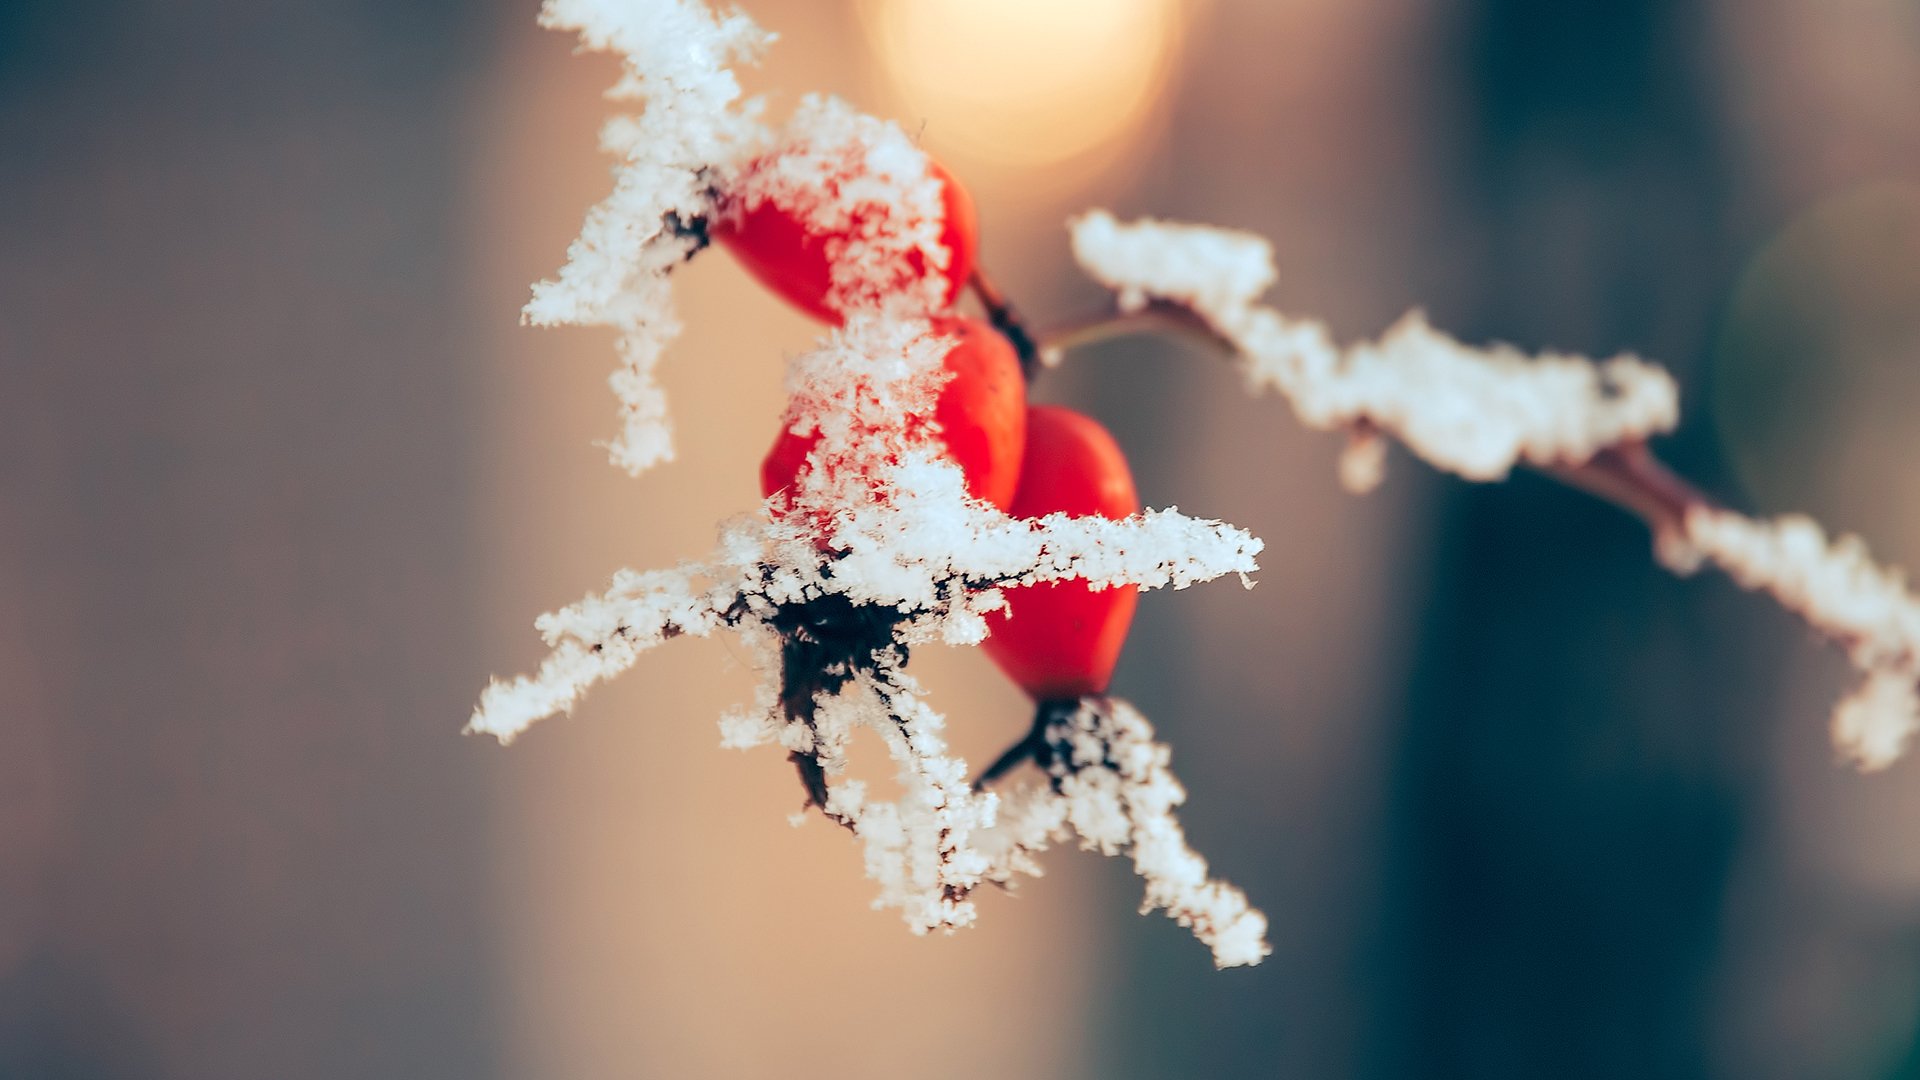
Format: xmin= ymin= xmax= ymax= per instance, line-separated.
xmin=519 ymin=0 xmax=771 ymax=474
xmin=476 ymin=0 xmax=1269 ymax=962
xmin=472 ymin=0 xmax=1920 ymax=970
xmin=1060 ymin=212 xmax=1920 ymax=771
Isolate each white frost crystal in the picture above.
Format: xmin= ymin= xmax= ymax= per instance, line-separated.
xmin=523 ymin=0 xmax=772 ymax=475
xmin=721 ymin=95 xmax=956 ymax=319
xmin=1070 ymin=210 xmax=1681 ymax=482
xmin=1683 ymin=508 xmax=1920 ymax=769
xmin=974 ymin=700 xmax=1271 ymax=968
xmin=494 ymin=0 xmax=1270 ymax=958
xmin=496 ymin=0 xmax=1920 ymax=977
xmin=476 ymin=313 xmax=1265 ymax=945
xmin=1068 ymin=209 xmax=1920 ymax=769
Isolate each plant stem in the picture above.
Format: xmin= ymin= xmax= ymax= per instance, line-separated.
xmin=967 ymin=267 xmax=1043 ymax=380
xmin=1549 ymin=441 xmax=1715 ymax=548
xmin=1034 ymin=304 xmax=1718 ymax=548
xmin=973 ymin=698 xmax=1082 ymax=790
xmin=1038 ymin=301 xmax=1234 ymax=355
xmin=972 ymin=722 xmax=1044 ymax=790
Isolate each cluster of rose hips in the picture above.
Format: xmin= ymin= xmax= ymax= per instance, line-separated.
xmin=712 ymin=155 xmax=1138 ymax=704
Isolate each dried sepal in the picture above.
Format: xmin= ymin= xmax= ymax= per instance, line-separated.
xmin=524 ymin=0 xmax=773 ymax=474
xmin=972 ymin=698 xmax=1271 ymax=969
xmin=473 ymin=314 xmax=1266 ymax=949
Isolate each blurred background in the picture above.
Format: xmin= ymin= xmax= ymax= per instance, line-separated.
xmin=3 ymin=0 xmax=1919 ymax=1076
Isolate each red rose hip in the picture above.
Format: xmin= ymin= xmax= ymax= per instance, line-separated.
xmin=981 ymin=405 xmax=1140 ymax=701
xmin=761 ymin=317 xmax=1026 ymax=513
xmin=716 ymin=157 xmax=977 ymax=325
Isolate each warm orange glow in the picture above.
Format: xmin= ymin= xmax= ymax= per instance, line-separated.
xmin=858 ymin=0 xmax=1184 ymax=184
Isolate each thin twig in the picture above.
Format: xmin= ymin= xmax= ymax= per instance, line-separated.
xmin=972 ymin=725 xmax=1043 ymax=790
xmin=1549 ymin=441 xmax=1716 ymax=547
xmin=968 ymin=267 xmax=1043 ymax=380
xmin=1037 ymin=305 xmax=1717 ymax=544
xmin=1037 ymin=301 xmax=1233 ymax=356
xmin=772 ymin=593 xmax=901 ymax=833
xmin=972 ymin=698 xmax=1081 ymax=790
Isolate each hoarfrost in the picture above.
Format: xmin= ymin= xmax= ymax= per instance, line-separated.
xmin=721 ymin=95 xmax=955 ymax=319
xmin=494 ymin=0 xmax=1920 ymax=967
xmin=491 ymin=2 xmax=1272 ymax=945
xmin=473 ymin=315 xmax=1265 ymax=944
xmin=974 ymin=699 xmax=1271 ymax=968
xmin=494 ymin=0 xmax=1920 ymax=969
xmin=523 ymin=0 xmax=773 ymax=474
xmin=1683 ymin=508 xmax=1920 ymax=770
xmin=1066 ymin=209 xmax=1920 ymax=769
xmin=1069 ymin=210 xmax=1681 ymax=483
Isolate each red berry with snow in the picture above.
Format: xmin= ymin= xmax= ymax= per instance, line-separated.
xmin=760 ymin=317 xmax=1026 ymax=513
xmin=982 ymin=405 xmax=1141 ymax=700
xmin=715 ymin=153 xmax=977 ymax=324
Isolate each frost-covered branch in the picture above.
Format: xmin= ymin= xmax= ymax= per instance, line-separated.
xmin=499 ymin=0 xmax=1920 ymax=979
xmin=488 ymin=4 xmax=1271 ymax=952
xmin=1062 ymin=210 xmax=1920 ymax=769
xmin=470 ymin=483 xmax=1263 ymax=936
xmin=970 ymin=698 xmax=1270 ymax=969
xmin=1068 ymin=211 xmax=1680 ymax=485
xmin=474 ymin=313 xmax=1264 ymax=943
xmin=1681 ymin=509 xmax=1920 ymax=768
xmin=967 ymin=267 xmax=1043 ymax=378
xmin=494 ymin=0 xmax=1920 ymax=981
xmin=522 ymin=0 xmax=772 ymax=474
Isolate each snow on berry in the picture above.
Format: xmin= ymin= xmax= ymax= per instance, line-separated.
xmin=473 ymin=311 xmax=1265 ymax=949
xmin=715 ymin=96 xmax=976 ymax=324
xmin=519 ymin=2 xmax=971 ymax=477
xmin=762 ymin=317 xmax=1026 ymax=514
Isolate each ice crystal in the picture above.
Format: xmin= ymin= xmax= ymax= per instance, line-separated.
xmin=1682 ymin=508 xmax=1920 ymax=769
xmin=974 ymin=699 xmax=1271 ymax=968
xmin=522 ymin=0 xmax=773 ymax=474
xmin=483 ymin=22 xmax=1269 ymax=947
xmin=474 ymin=314 xmax=1266 ymax=947
xmin=719 ymin=95 xmax=956 ymax=319
xmin=1064 ymin=209 xmax=1920 ymax=770
xmin=1069 ymin=210 xmax=1681 ymax=482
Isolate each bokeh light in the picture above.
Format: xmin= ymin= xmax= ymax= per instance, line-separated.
xmin=856 ymin=0 xmax=1186 ymax=190
xmin=1713 ymin=181 xmax=1920 ymax=558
